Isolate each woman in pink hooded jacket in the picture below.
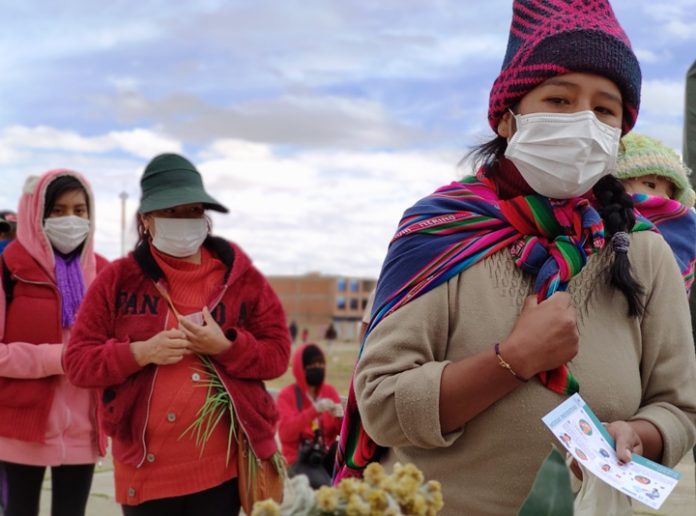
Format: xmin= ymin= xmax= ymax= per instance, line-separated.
xmin=0 ymin=171 xmax=108 ymax=516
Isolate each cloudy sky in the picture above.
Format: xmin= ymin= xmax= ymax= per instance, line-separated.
xmin=1 ymin=0 xmax=695 ymax=278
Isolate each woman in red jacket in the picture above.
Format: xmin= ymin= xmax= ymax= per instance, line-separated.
xmin=64 ymin=153 xmax=291 ymax=516
xmin=277 ymin=343 xmax=343 ymax=487
xmin=0 ymin=171 xmax=108 ymax=516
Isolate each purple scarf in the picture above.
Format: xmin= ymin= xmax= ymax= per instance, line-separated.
xmin=54 ymin=252 xmax=85 ymax=328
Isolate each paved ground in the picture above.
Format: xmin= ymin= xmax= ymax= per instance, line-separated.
xmin=38 ymin=452 xmax=696 ymax=515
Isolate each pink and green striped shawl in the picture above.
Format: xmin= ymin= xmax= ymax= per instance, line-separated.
xmin=334 ymin=171 xmax=653 ymax=482
xmin=631 ymin=193 xmax=696 ymax=294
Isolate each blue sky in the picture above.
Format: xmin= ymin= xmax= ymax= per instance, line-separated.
xmin=1 ymin=0 xmax=695 ymax=277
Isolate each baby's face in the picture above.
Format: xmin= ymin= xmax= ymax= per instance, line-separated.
xmin=621 ymin=174 xmax=675 ymax=199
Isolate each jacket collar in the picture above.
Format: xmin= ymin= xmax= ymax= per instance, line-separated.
xmin=133 ymin=236 xmax=236 ymax=284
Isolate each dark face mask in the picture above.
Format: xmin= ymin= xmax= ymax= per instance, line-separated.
xmin=305 ymin=366 xmax=325 ymax=387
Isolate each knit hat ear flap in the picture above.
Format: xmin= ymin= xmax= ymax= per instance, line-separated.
xmin=614 ymin=133 xmax=695 ymax=207
xmin=488 ymin=0 xmax=641 ymax=134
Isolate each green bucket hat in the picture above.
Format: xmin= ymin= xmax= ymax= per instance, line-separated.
xmin=138 ymin=153 xmax=228 ymax=213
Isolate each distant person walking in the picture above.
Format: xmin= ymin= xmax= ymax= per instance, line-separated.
xmin=288 ymin=320 xmax=298 ymax=344
xmin=0 ymin=171 xmax=108 ymax=516
xmin=324 ymin=322 xmax=337 ymax=348
xmin=0 ymin=211 xmax=17 ymax=255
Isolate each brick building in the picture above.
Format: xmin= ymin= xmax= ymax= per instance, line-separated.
xmin=267 ymin=273 xmax=376 ymax=342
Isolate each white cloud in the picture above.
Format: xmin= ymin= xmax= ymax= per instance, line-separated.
xmin=108 ymin=129 xmax=182 ymax=159
xmin=196 ymin=141 xmax=461 ymax=276
xmin=642 ymin=1 xmax=696 ymax=41
xmin=631 ymin=121 xmax=685 ymax=154
xmin=640 ymin=79 xmax=685 ymax=118
xmin=0 ymin=126 xmax=460 ymax=277
xmin=634 ymin=48 xmax=669 ymax=64
xmin=110 ymin=90 xmax=424 ymax=148
xmin=0 ymin=126 xmax=181 ymax=158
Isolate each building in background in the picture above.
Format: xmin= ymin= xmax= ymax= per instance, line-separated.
xmin=268 ymin=272 xmax=376 ymax=342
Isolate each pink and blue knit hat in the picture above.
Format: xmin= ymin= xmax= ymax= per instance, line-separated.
xmin=488 ymin=0 xmax=641 ymax=134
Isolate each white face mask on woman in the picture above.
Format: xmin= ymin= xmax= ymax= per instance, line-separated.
xmin=504 ymin=110 xmax=621 ymax=199
xmin=152 ymin=217 xmax=208 ymax=257
xmin=44 ymin=215 xmax=90 ymax=254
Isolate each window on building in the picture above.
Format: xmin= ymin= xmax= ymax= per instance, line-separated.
xmin=350 ymin=298 xmax=359 ymax=310
xmin=362 ymin=298 xmax=368 ymax=310
xmin=349 ymin=279 xmax=359 ymax=292
xmin=336 ymin=296 xmax=346 ymax=310
xmin=362 ymin=280 xmax=376 ymax=292
xmin=337 ymin=278 xmax=346 ymax=292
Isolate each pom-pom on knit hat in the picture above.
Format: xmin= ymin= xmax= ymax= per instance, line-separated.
xmin=614 ymin=133 xmax=695 ymax=207
xmin=488 ymin=0 xmax=641 ymax=134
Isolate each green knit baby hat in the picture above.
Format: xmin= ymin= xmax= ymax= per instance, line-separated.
xmin=614 ymin=133 xmax=695 ymax=207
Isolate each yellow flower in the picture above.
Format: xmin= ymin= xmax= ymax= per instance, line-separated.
xmin=346 ymin=493 xmax=371 ymax=516
xmin=424 ymin=480 xmax=441 ymax=495
xmin=339 ymin=478 xmax=362 ymax=497
xmin=423 ymin=480 xmax=444 ymax=513
xmin=316 ymin=486 xmax=340 ymax=512
xmin=392 ymin=476 xmax=418 ymax=505
xmin=410 ymin=493 xmax=428 ymax=515
xmin=365 ymin=488 xmax=389 ymax=512
xmin=250 ymin=499 xmax=281 ymax=516
xmin=363 ymin=462 xmax=386 ymax=487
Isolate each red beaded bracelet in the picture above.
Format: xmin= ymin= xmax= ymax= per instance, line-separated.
xmin=494 ymin=342 xmax=527 ymax=382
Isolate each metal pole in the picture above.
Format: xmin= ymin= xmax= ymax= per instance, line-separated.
xmin=119 ymin=191 xmax=128 ymax=256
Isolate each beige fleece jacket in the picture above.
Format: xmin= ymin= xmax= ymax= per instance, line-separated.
xmin=355 ymin=231 xmax=696 ymax=516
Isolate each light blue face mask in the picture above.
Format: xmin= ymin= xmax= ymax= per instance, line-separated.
xmin=504 ymin=110 xmax=621 ymax=199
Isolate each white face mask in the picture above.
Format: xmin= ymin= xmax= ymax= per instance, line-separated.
xmin=152 ymin=217 xmax=208 ymax=258
xmin=504 ymin=110 xmax=621 ymax=199
xmin=44 ymin=215 xmax=90 ymax=255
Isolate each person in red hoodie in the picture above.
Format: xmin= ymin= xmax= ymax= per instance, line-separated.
xmin=0 ymin=171 xmax=108 ymax=516
xmin=277 ymin=343 xmax=343 ymax=487
xmin=64 ymin=153 xmax=291 ymax=516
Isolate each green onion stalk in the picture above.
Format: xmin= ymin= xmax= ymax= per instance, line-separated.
xmin=180 ymin=355 xmax=285 ymax=482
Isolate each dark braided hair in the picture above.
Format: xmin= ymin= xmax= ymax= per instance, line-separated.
xmin=592 ymin=175 xmax=644 ymax=316
xmin=466 ymin=136 xmax=644 ymax=317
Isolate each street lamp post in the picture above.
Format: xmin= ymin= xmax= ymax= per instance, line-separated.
xmin=119 ymin=191 xmax=128 ymax=257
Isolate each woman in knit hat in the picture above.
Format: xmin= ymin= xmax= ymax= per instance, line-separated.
xmin=615 ymin=133 xmax=696 ymax=294
xmin=0 ymin=171 xmax=108 ymax=516
xmin=64 ymin=154 xmax=291 ymax=515
xmin=335 ymin=1 xmax=696 ymax=514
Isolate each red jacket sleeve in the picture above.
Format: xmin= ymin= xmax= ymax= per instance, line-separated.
xmin=64 ymin=265 xmax=141 ymax=388
xmin=277 ymin=385 xmax=319 ymax=442
xmin=213 ymin=269 xmax=291 ymax=380
xmin=319 ymin=383 xmax=343 ymax=445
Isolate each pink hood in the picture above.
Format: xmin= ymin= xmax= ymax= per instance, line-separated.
xmin=15 ymin=169 xmax=98 ymax=286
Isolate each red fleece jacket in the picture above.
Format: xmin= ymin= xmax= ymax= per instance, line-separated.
xmin=276 ymin=344 xmax=342 ymax=465
xmin=64 ymin=237 xmax=291 ymax=467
